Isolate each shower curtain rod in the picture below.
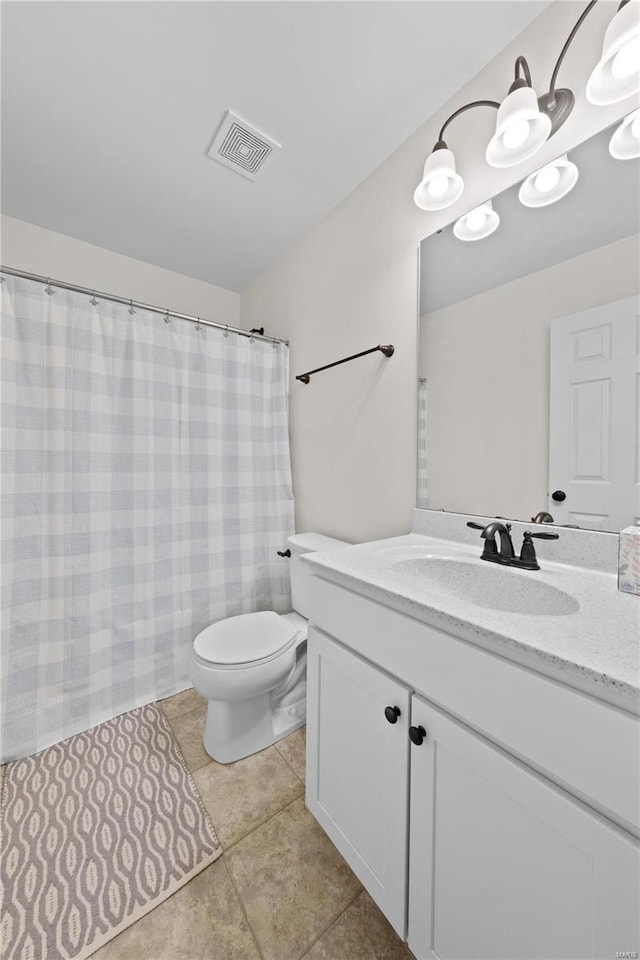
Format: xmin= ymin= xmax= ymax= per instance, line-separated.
xmin=0 ymin=265 xmax=289 ymax=346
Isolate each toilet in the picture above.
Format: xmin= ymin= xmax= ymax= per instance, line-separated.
xmin=191 ymin=533 xmax=346 ymax=763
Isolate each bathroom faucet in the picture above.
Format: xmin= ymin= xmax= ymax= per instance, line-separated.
xmin=467 ymin=520 xmax=515 ymax=562
xmin=531 ymin=511 xmax=554 ymax=524
xmin=467 ymin=521 xmax=559 ymax=570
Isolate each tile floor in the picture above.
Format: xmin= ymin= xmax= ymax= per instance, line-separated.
xmin=92 ymin=688 xmax=413 ymax=960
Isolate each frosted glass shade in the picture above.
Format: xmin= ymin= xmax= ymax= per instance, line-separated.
xmin=453 ymin=200 xmax=500 ymax=241
xmin=609 ymin=109 xmax=640 ymax=159
xmin=486 ymin=86 xmax=552 ymax=168
xmin=414 ymin=148 xmax=464 ymax=211
xmin=586 ymin=0 xmax=640 ymax=105
xmin=519 ymin=154 xmax=579 ymax=207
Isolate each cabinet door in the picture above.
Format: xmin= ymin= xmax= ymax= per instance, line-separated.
xmin=306 ymin=627 xmax=411 ymax=936
xmin=408 ymin=695 xmax=640 ymax=960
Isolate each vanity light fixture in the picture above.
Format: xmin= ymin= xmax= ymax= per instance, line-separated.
xmin=453 ymin=200 xmax=500 ymax=241
xmin=586 ymin=0 xmax=640 ymax=104
xmin=609 ymin=108 xmax=640 ymax=158
xmin=413 ymin=0 xmax=639 ymax=211
xmin=518 ymin=154 xmax=579 ymax=207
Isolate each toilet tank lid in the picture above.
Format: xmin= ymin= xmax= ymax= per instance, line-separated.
xmin=287 ymin=533 xmax=348 ymax=555
xmin=194 ymin=611 xmax=300 ymax=665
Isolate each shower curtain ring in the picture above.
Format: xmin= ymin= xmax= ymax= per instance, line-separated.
xmin=128 ymin=299 xmax=136 ymax=315
xmin=45 ymin=278 xmax=54 ymax=295
xmin=164 ymin=309 xmax=171 ymax=325
xmin=90 ymin=291 xmax=99 ymax=305
xmin=195 ymin=317 xmax=201 ymax=332
xmin=224 ymin=325 xmax=229 ymax=338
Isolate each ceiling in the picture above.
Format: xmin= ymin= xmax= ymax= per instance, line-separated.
xmin=420 ymin=121 xmax=640 ymax=315
xmin=1 ymin=1 xmax=548 ymax=293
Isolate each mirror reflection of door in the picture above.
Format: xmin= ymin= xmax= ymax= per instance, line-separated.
xmin=418 ymin=119 xmax=640 ymax=533
xmin=549 ymin=298 xmax=639 ymax=531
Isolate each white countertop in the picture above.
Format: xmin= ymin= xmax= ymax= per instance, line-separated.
xmin=303 ymin=534 xmax=640 ymax=715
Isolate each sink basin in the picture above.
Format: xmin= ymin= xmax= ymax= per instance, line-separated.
xmin=393 ymin=558 xmax=580 ymax=616
xmin=378 ymin=543 xmax=468 ymax=563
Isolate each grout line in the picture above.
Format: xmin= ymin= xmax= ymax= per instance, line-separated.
xmin=156 ymin=689 xmax=203 ymax=720
xmin=221 ymin=853 xmax=267 ymax=960
xmin=162 ymin=700 xmax=206 ymax=726
xmin=163 ymin=702 xmax=212 ymax=774
xmin=296 ymin=887 xmax=364 ymax=960
xmin=273 ymin=729 xmax=307 ymax=786
xmin=275 ymin=749 xmax=305 ymax=786
xmin=186 ymin=755 xmax=212 ymax=775
xmin=222 ymin=792 xmax=304 ymax=854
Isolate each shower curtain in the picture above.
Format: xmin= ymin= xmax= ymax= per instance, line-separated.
xmin=0 ymin=275 xmax=294 ymax=762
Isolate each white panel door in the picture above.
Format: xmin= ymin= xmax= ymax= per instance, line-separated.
xmin=408 ymin=695 xmax=640 ymax=960
xmin=549 ymin=296 xmax=639 ymax=529
xmin=306 ymin=627 xmax=411 ymax=936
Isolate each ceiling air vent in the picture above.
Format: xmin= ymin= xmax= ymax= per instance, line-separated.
xmin=207 ymin=110 xmax=281 ymax=181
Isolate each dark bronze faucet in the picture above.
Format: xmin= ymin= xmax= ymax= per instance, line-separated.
xmin=467 ymin=520 xmax=515 ymax=562
xmin=531 ymin=511 xmax=554 ymax=523
xmin=467 ymin=521 xmax=559 ymax=571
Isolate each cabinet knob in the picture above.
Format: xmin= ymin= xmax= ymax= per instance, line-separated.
xmin=384 ymin=705 xmax=401 ymax=724
xmin=409 ymin=725 xmax=427 ymax=746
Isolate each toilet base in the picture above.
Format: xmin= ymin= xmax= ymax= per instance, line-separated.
xmin=203 ymin=695 xmax=305 ymax=764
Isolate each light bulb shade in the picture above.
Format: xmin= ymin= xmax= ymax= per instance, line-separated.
xmin=609 ymin=109 xmax=640 ymax=159
xmin=518 ymin=154 xmax=579 ymax=207
xmin=586 ymin=0 xmax=640 ymax=105
xmin=485 ymin=86 xmax=552 ymax=168
xmin=413 ymin=148 xmax=464 ymax=210
xmin=453 ymin=200 xmax=500 ymax=241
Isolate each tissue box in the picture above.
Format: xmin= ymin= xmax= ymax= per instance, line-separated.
xmin=618 ymin=524 xmax=640 ymax=596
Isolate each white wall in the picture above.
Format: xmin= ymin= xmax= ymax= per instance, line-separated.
xmin=1 ymin=216 xmax=240 ymax=326
xmin=240 ymin=0 xmax=636 ymax=543
xmin=420 ymin=233 xmax=640 ymax=520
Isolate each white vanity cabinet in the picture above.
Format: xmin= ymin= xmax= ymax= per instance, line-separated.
xmin=305 ymin=627 xmax=411 ymax=935
xmin=408 ymin=694 xmax=639 ymax=960
xmin=305 ymin=577 xmax=640 ymax=960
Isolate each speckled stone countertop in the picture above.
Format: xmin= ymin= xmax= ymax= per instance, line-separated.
xmin=303 ymin=534 xmax=640 ymax=716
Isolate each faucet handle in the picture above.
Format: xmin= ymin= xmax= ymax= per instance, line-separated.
xmin=519 ymin=530 xmax=559 ymax=570
xmin=466 ymin=522 xmax=485 ymax=531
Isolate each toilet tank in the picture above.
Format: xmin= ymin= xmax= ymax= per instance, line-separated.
xmin=287 ymin=533 xmax=347 ymax=619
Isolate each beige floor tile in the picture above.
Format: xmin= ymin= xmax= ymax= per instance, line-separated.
xmin=225 ymin=797 xmax=362 ymax=960
xmin=159 ymin=686 xmax=205 ymax=720
xmin=166 ymin=702 xmax=210 ymax=773
xmin=303 ymin=890 xmax=414 ymax=960
xmin=193 ymin=745 xmax=303 ymax=848
xmin=91 ymin=858 xmax=261 ymax=960
xmin=274 ymin=725 xmax=306 ymax=782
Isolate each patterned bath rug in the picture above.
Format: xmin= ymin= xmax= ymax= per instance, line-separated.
xmin=0 ymin=703 xmax=221 ymax=960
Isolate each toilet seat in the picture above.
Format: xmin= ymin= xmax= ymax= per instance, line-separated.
xmin=194 ymin=611 xmax=303 ymax=669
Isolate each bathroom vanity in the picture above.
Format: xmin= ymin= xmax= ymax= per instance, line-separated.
xmin=303 ymin=515 xmax=640 ymax=960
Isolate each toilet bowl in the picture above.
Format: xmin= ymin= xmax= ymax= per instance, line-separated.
xmin=191 ymin=533 xmax=346 ymax=764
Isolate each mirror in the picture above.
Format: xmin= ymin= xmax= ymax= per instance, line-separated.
xmin=418 ymin=120 xmax=640 ymax=533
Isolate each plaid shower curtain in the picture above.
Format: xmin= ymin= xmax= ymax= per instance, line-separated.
xmin=0 ymin=275 xmax=294 ymax=762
